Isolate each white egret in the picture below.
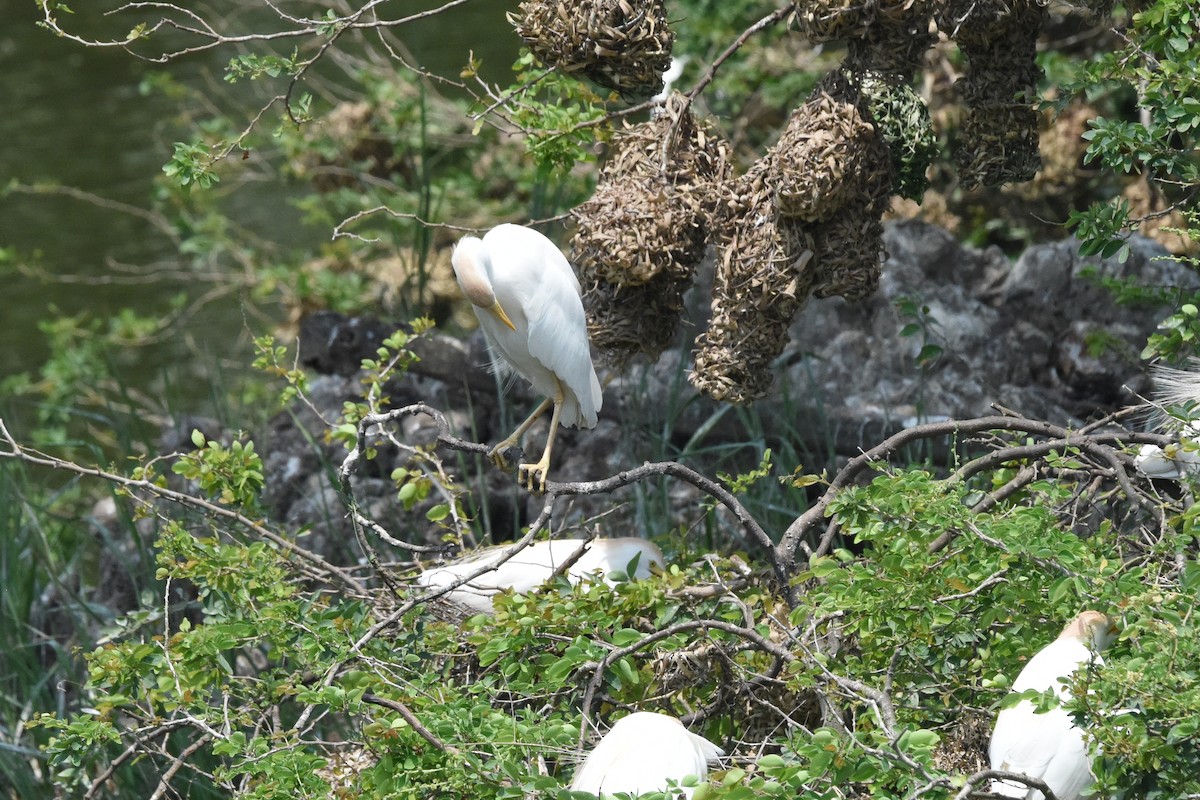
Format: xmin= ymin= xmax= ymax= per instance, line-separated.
xmin=451 ymin=223 xmax=602 ymax=492
xmin=1132 ymin=359 xmax=1200 ymax=479
xmin=988 ymin=610 xmax=1119 ymax=800
xmin=417 ymin=537 xmax=663 ymax=614
xmin=570 ymin=711 xmax=723 ymax=799
xmin=1134 ymin=431 xmax=1200 ymax=479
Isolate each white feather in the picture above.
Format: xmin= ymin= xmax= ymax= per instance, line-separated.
xmin=454 ymin=224 xmax=601 ymax=429
xmin=988 ymin=612 xmax=1117 ymax=800
xmin=417 ymin=538 xmax=663 ymax=614
xmin=570 ymin=712 xmax=723 ymax=798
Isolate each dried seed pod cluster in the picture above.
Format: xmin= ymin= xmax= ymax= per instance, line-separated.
xmin=691 ymin=155 xmax=817 ymax=404
xmin=510 ymin=0 xmax=675 ymax=98
xmin=575 ymin=93 xmax=732 ymax=365
xmin=778 ymin=74 xmax=893 ymax=304
xmin=691 ymin=73 xmax=893 ymax=403
xmin=806 ymin=212 xmax=887 ymax=300
xmin=939 ymin=0 xmax=1046 ymax=188
xmin=844 ymin=0 xmax=937 ymax=81
xmin=793 ymin=0 xmax=878 ymax=42
xmin=859 ymin=73 xmax=938 ymax=201
xmin=832 ymin=0 xmax=936 ymax=203
xmin=773 ymin=88 xmax=887 ymax=221
xmin=583 ymin=274 xmax=694 ymax=365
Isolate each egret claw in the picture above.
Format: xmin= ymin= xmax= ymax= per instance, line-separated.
xmin=518 ymin=462 xmax=549 ymax=493
xmin=487 ymin=441 xmax=520 ymax=470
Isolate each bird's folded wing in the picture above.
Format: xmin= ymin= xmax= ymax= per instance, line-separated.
xmin=991 ymin=704 xmax=1066 ymax=786
xmin=525 ymin=246 xmax=602 ymax=427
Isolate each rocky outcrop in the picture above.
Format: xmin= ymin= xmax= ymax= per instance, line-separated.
xmin=255 ymin=222 xmax=1195 ymax=546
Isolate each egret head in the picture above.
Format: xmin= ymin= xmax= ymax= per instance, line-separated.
xmin=1061 ymin=610 xmax=1119 ymax=652
xmin=452 ymin=235 xmax=516 ymax=331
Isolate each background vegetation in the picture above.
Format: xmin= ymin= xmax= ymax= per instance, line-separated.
xmin=2 ymin=0 xmax=1199 ymax=798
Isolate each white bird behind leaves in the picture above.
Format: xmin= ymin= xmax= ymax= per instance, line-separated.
xmin=1134 ymin=359 xmax=1200 ymax=479
xmin=570 ymin=711 xmax=724 ymax=799
xmin=989 ymin=611 xmax=1119 ymax=800
xmin=451 ymin=223 xmax=602 ymax=491
xmin=417 ymin=538 xmax=663 ymax=614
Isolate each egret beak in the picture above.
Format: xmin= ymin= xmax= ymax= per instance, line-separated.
xmin=490 ymin=300 xmax=517 ymax=331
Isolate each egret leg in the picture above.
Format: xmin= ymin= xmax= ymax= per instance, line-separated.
xmin=488 ymin=397 xmax=552 ymax=469
xmin=519 ymin=382 xmax=565 ymax=493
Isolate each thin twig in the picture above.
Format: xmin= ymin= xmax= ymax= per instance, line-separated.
xmin=362 ymin=694 xmax=460 ymax=755
xmin=0 ymin=418 xmax=367 ymax=596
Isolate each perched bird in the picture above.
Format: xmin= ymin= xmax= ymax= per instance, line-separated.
xmin=417 ymin=537 xmax=663 ymax=614
xmin=1134 ymin=360 xmax=1200 ymax=479
xmin=451 ymin=224 xmax=602 ymax=492
xmin=989 ymin=610 xmax=1119 ymax=800
xmin=570 ymin=711 xmax=723 ymax=798
xmin=1134 ymin=427 xmax=1200 ymax=479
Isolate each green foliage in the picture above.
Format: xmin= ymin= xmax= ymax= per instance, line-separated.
xmin=896 ymin=296 xmax=945 ymax=369
xmin=1085 ymin=542 xmax=1200 ymax=800
xmin=225 ymin=51 xmax=303 ymax=83
xmin=1143 ymin=298 xmax=1200 ymax=361
xmin=1068 ymin=198 xmax=1133 ymax=261
xmin=163 ymin=140 xmax=222 ymax=189
xmin=0 ymin=301 xmax=191 ymax=447
xmin=503 ymin=51 xmax=609 ymax=175
xmin=331 ymin=320 xmax=432 ymax=453
xmin=17 ymin=387 xmax=1200 ymax=799
xmin=171 ymin=430 xmax=265 ymax=509
xmin=251 ymin=335 xmax=310 ymax=406
xmin=718 ymin=448 xmax=773 ymax=494
xmin=1074 ymin=262 xmax=1200 ymax=362
xmin=1063 ymin=0 xmax=1200 ymax=255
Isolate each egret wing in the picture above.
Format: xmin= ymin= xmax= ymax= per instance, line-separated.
xmin=990 ymin=703 xmax=1070 ymax=797
xmin=524 ymin=237 xmax=602 ymax=427
xmin=989 ymin=636 xmax=1101 ymax=800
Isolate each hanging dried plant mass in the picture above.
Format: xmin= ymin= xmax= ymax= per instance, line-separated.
xmin=511 ymin=0 xmax=675 ymax=97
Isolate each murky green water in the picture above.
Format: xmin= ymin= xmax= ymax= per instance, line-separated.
xmin=0 ymin=1 xmax=516 ymax=428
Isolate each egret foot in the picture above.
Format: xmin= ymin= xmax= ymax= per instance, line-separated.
xmin=517 ymin=390 xmax=564 ymax=493
xmin=518 ymin=455 xmax=551 ymax=493
xmin=487 ymin=439 xmax=521 ymax=470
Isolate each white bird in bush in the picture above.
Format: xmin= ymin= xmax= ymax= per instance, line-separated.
xmin=570 ymin=711 xmax=724 ymax=798
xmin=451 ymin=224 xmax=602 ymax=492
xmin=417 ymin=537 xmax=663 ymax=614
xmin=1134 ymin=360 xmax=1200 ymax=479
xmin=988 ymin=610 xmax=1119 ymax=800
xmin=1134 ymin=428 xmax=1200 ymax=479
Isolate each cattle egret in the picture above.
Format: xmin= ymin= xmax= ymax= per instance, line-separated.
xmin=570 ymin=711 xmax=723 ymax=798
xmin=1134 ymin=431 xmax=1200 ymax=479
xmin=451 ymin=224 xmax=603 ymax=492
xmin=417 ymin=537 xmax=663 ymax=614
xmin=988 ymin=610 xmax=1119 ymax=800
xmin=1134 ymin=360 xmax=1200 ymax=479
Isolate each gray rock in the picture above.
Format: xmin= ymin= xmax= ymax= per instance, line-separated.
xmin=244 ymin=222 xmax=1195 ymax=553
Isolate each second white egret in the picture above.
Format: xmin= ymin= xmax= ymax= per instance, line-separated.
xmin=988 ymin=610 xmax=1119 ymax=800
xmin=417 ymin=537 xmax=664 ymax=614
xmin=451 ymin=224 xmax=602 ymax=491
xmin=570 ymin=711 xmax=724 ymax=798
